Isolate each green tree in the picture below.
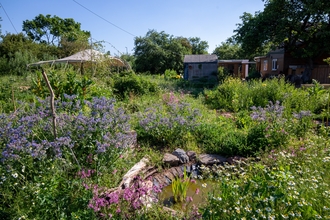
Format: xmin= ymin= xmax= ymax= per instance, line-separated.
xmin=213 ymin=39 xmax=243 ymax=60
xmin=234 ymin=0 xmax=330 ymax=80
xmin=0 ymin=33 xmax=58 ymax=75
xmin=22 ymin=14 xmax=90 ymax=49
xmin=188 ymin=37 xmax=209 ymax=54
xmin=133 ymin=30 xmax=191 ymax=74
xmin=0 ymin=33 xmax=58 ymax=59
xmin=233 ymin=12 xmax=272 ymax=60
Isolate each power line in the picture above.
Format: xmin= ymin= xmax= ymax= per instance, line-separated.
xmin=0 ymin=3 xmax=18 ymax=34
xmin=71 ymin=1 xmax=186 ymax=58
xmin=72 ymin=0 xmax=136 ymax=37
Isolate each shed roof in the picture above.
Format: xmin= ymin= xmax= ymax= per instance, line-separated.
xmin=184 ymin=54 xmax=218 ymax=63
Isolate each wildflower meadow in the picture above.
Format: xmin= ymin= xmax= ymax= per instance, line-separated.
xmin=0 ymin=71 xmax=329 ymax=219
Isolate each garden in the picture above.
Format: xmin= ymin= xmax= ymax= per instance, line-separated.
xmin=0 ymin=68 xmax=329 ymax=219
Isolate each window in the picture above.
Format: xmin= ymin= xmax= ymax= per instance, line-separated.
xmin=263 ymin=60 xmax=268 ymax=71
xmin=272 ymin=59 xmax=278 ymax=70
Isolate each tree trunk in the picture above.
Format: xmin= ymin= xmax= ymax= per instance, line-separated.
xmin=302 ymin=58 xmax=313 ymax=83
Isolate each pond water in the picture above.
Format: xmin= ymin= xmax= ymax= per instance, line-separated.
xmin=158 ymin=179 xmax=217 ymax=211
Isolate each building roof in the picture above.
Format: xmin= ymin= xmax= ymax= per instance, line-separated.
xmin=218 ymin=59 xmax=250 ymax=63
xmin=184 ymin=54 xmax=218 ymax=63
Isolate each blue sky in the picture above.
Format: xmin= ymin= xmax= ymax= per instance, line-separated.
xmin=1 ymin=0 xmax=265 ymax=55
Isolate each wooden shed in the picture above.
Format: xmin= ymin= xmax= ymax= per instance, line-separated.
xmin=255 ymin=48 xmax=330 ymax=83
xmin=183 ymin=55 xmax=218 ymax=81
xmin=218 ymin=59 xmax=252 ymax=79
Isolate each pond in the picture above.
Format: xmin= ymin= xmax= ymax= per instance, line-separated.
xmin=158 ymin=179 xmax=217 ymax=211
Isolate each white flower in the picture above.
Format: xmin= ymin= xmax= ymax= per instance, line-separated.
xmin=12 ymin=173 xmax=18 ymax=178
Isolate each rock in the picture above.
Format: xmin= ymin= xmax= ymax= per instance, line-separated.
xmin=163 ymin=153 xmax=180 ymax=166
xmin=163 ymin=170 xmax=175 ymax=181
xmin=172 ymin=148 xmax=189 ymax=164
xmin=199 ymin=154 xmax=227 ymax=165
xmin=186 ymin=151 xmax=197 ymax=161
xmin=120 ymin=157 xmax=149 ymax=189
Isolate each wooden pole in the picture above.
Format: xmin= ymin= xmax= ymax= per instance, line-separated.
xmin=41 ymin=69 xmax=57 ymax=139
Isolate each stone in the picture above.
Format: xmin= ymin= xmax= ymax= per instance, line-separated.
xmin=163 ymin=170 xmax=175 ymax=181
xmin=172 ymin=148 xmax=189 ymax=164
xmin=199 ymin=154 xmax=227 ymax=165
xmin=163 ymin=153 xmax=180 ymax=166
xmin=186 ymin=151 xmax=197 ymax=160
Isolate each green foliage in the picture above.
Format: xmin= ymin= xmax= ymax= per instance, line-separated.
xmin=199 ymin=134 xmax=330 ymax=219
xmin=213 ymin=40 xmax=243 ymax=60
xmin=22 ymin=14 xmax=90 ymax=47
xmin=31 ymin=68 xmax=93 ymax=100
xmin=193 ymin=118 xmax=248 ymax=156
xmin=136 ymin=96 xmax=201 ymax=150
xmin=134 ymin=30 xmax=208 ymax=74
xmin=188 ymin=37 xmax=209 ymax=55
xmin=0 ymin=70 xmax=329 ymax=219
xmin=113 ymin=71 xmax=159 ymax=100
xmin=0 ymin=51 xmax=38 ymax=76
xmin=172 ymin=168 xmax=191 ymax=203
xmin=217 ymin=66 xmax=231 ymax=83
xmin=164 ymin=69 xmax=178 ymax=80
xmin=324 ymin=57 xmax=330 ymax=65
xmin=0 ymin=75 xmax=34 ymax=113
xmin=234 ymin=0 xmax=330 ymax=61
xmin=203 ymin=77 xmax=324 ymax=114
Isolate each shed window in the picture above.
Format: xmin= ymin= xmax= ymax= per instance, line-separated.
xmin=272 ymin=59 xmax=278 ymax=70
xmin=263 ymin=60 xmax=268 ymax=71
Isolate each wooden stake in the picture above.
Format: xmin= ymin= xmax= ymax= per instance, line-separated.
xmin=41 ymin=69 xmax=57 ymax=139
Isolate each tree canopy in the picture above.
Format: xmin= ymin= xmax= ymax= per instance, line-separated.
xmin=22 ymin=14 xmax=90 ymax=48
xmin=188 ymin=37 xmax=209 ymax=54
xmin=133 ymin=30 xmax=206 ymax=74
xmin=234 ymin=0 xmax=330 ymax=61
xmin=213 ymin=39 xmax=243 ymax=60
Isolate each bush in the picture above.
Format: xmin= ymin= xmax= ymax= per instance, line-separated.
xmin=164 ymin=69 xmax=179 ymax=80
xmin=0 ymin=51 xmax=38 ymax=76
xmin=194 ymin=118 xmax=248 ymax=156
xmin=136 ymin=99 xmax=201 ymax=149
xmin=0 ymin=96 xmax=135 ymax=218
xmin=31 ymin=68 xmax=94 ymax=101
xmin=217 ymin=66 xmax=231 ymax=83
xmin=113 ymin=72 xmax=159 ymax=100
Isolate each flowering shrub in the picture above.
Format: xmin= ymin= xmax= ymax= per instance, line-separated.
xmin=249 ymin=101 xmax=288 ymax=149
xmin=248 ymin=101 xmax=315 ymax=153
xmin=1 ymin=96 xmax=133 ymax=166
xmin=137 ymin=100 xmax=201 ymax=149
xmin=0 ymin=96 xmax=135 ymax=218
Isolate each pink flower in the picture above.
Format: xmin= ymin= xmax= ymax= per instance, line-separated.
xmin=186 ymin=196 xmax=193 ymax=202
xmin=195 ymin=188 xmax=200 ymax=195
xmin=191 ymin=179 xmax=196 ymax=183
xmin=112 ymin=169 xmax=117 ymax=174
xmin=116 ymin=207 xmax=121 ymax=213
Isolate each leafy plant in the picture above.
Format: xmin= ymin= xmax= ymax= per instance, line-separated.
xmin=172 ymin=168 xmax=191 ymax=203
xmin=113 ymin=71 xmax=159 ymax=100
